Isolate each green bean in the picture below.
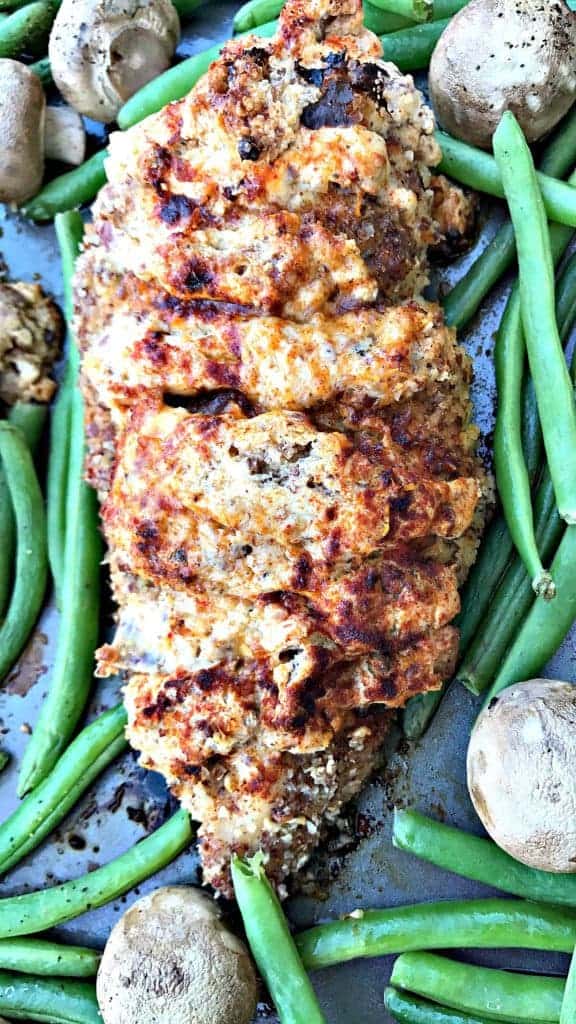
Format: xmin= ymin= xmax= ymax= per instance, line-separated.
xmin=493 ymin=288 xmax=554 ymax=599
xmin=22 ymin=151 xmax=107 ymax=224
xmin=47 ymin=211 xmax=83 ymax=603
xmin=483 ymin=523 xmax=576 ymax=706
xmin=118 ymin=19 xmax=278 ymax=129
xmin=8 ymin=402 xmax=48 ymax=456
xmin=0 ymin=970 xmax=100 ymax=1023
xmin=0 ymin=424 xmax=48 ymax=683
xmin=0 ymin=403 xmax=47 ymax=622
xmin=172 ymin=0 xmax=205 ymax=15
xmin=393 ymin=808 xmax=576 ymax=907
xmin=0 ymin=457 xmax=14 ymax=622
xmin=0 ymin=1 xmax=55 ymax=58
xmin=18 ymin=214 xmax=103 ymax=797
xmin=458 ymin=473 xmax=561 ymax=695
xmin=0 ymin=938 xmax=99 ymax=977
xmin=443 ymin=104 xmax=576 ymax=332
xmin=30 ymin=55 xmax=52 ymax=86
xmin=296 ymin=898 xmax=576 ymax=969
xmin=0 ymin=751 xmax=8 ymax=773
xmin=391 ymin=952 xmax=564 ymax=1022
xmin=493 ymin=111 xmax=576 ymax=525
xmin=437 ymin=129 xmax=576 ymax=228
xmin=0 ymin=704 xmax=127 ymax=876
xmin=385 ymin=987 xmax=496 ymax=1024
xmin=0 ymin=809 xmax=191 ymax=937
xmin=234 ymin=0 xmax=282 ymax=31
xmin=363 ymin=3 xmax=412 ymax=32
xmin=561 ymin=947 xmax=576 ymax=1024
xmin=369 ymin=0 xmax=432 ymax=22
xmin=556 ymin=252 xmax=576 ymax=331
xmin=457 ymin=279 xmax=576 ymax=695
xmin=231 ymin=854 xmax=326 ymax=1024
xmin=380 ymin=18 xmax=448 ymax=69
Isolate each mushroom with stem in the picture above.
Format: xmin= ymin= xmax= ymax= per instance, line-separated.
xmin=96 ymin=886 xmax=258 ymax=1024
xmin=429 ymin=0 xmax=576 ymax=150
xmin=0 ymin=60 xmax=86 ymax=205
xmin=467 ymin=679 xmax=576 ymax=873
xmin=49 ymin=0 xmax=181 ymax=124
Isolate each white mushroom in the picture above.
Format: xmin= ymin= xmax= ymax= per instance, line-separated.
xmin=429 ymin=0 xmax=576 ymax=150
xmin=96 ymin=886 xmax=258 ymax=1024
xmin=467 ymin=679 xmax=576 ymax=872
xmin=0 ymin=60 xmax=45 ymax=204
xmin=0 ymin=60 xmax=87 ymax=205
xmin=49 ymin=0 xmax=181 ymax=123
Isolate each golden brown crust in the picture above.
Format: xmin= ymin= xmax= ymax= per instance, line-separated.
xmin=76 ymin=0 xmax=487 ymax=896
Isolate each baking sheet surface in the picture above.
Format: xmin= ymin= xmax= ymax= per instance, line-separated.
xmin=0 ymin=8 xmax=574 ymax=1021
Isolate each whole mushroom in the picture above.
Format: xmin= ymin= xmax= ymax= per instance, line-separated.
xmin=429 ymin=0 xmax=576 ymax=150
xmin=96 ymin=886 xmax=258 ymax=1024
xmin=467 ymin=679 xmax=576 ymax=872
xmin=49 ymin=0 xmax=181 ymax=123
xmin=0 ymin=60 xmax=86 ymax=205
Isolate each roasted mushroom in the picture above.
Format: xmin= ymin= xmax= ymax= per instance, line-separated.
xmin=467 ymin=679 xmax=576 ymax=873
xmin=96 ymin=886 xmax=258 ymax=1024
xmin=0 ymin=60 xmax=86 ymax=205
xmin=49 ymin=0 xmax=181 ymax=123
xmin=429 ymin=0 xmax=576 ymax=150
xmin=0 ymin=282 xmax=63 ymax=405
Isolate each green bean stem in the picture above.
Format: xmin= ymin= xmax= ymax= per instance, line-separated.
xmin=494 ymin=287 xmax=554 ymax=599
xmin=0 ymin=938 xmax=100 ymax=977
xmin=437 ymin=129 xmax=576 ymax=228
xmin=381 ymin=18 xmax=448 ymax=70
xmin=0 ymin=970 xmax=100 ymax=1024
xmin=0 ymin=704 xmax=127 ymax=876
xmin=0 ymin=809 xmax=191 ymax=937
xmin=296 ymin=898 xmax=576 ymax=969
xmin=0 ymin=1 xmax=55 ymax=58
xmin=22 ymin=150 xmax=107 ymax=224
xmin=30 ymin=55 xmax=52 ymax=86
xmin=0 ymin=424 xmax=48 ymax=683
xmin=231 ymin=854 xmax=326 ymax=1024
xmin=391 ymin=952 xmax=564 ymax=1022
xmin=561 ymin=947 xmax=576 ymax=1024
xmin=442 ymin=103 xmax=576 ymax=331
xmin=46 ymin=212 xmax=84 ymax=602
xmin=18 ymin=214 xmax=103 ymax=796
xmin=385 ymin=987 xmax=496 ymax=1024
xmin=483 ymin=523 xmax=576 ymax=706
xmin=119 ymin=19 xmax=278 ymax=129
xmin=393 ymin=808 xmax=576 ymax=908
xmin=368 ymin=0 xmax=432 ymax=22
xmin=493 ymin=111 xmax=576 ymax=525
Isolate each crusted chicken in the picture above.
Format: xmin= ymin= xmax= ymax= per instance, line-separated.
xmin=0 ymin=282 xmax=62 ymax=406
xmin=76 ymin=0 xmax=486 ymax=897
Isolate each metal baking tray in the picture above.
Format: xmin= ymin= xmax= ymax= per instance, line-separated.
xmin=0 ymin=6 xmax=574 ymax=1021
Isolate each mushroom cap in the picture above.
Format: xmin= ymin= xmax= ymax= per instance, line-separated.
xmin=429 ymin=0 xmax=576 ymax=149
xmin=467 ymin=679 xmax=576 ymax=872
xmin=0 ymin=60 xmax=45 ymax=204
xmin=96 ymin=886 xmax=258 ymax=1024
xmin=49 ymin=0 xmax=180 ymax=123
